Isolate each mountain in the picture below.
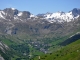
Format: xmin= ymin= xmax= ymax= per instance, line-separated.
xmin=60 ymin=32 xmax=80 ymax=46
xmin=37 ymin=8 xmax=80 ymax=23
xmin=0 ymin=8 xmax=80 ymax=36
xmin=33 ymin=38 xmax=80 ymax=60
xmin=0 ymin=8 xmax=80 ymax=23
xmin=0 ymin=8 xmax=80 ymax=60
xmin=0 ymin=40 xmax=10 ymax=60
xmin=0 ymin=8 xmax=34 ymax=21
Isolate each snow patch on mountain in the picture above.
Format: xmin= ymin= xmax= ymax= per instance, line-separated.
xmin=30 ymin=14 xmax=35 ymax=17
xmin=42 ymin=11 xmax=79 ymax=23
xmin=17 ymin=12 xmax=23 ymax=16
xmin=0 ymin=8 xmax=80 ymax=23
xmin=1 ymin=11 xmax=5 ymax=15
xmin=14 ymin=16 xmax=19 ymax=20
xmin=0 ymin=11 xmax=5 ymax=19
xmin=11 ymin=8 xmax=15 ymax=10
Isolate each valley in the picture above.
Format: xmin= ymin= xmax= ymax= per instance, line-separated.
xmin=0 ymin=8 xmax=80 ymax=60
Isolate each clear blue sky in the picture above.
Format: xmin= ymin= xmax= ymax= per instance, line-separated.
xmin=0 ymin=0 xmax=80 ymax=15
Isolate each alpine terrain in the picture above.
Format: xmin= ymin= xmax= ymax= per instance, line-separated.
xmin=0 ymin=8 xmax=80 ymax=60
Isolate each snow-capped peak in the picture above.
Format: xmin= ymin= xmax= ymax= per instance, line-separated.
xmin=42 ymin=10 xmax=79 ymax=23
xmin=11 ymin=8 xmax=15 ymax=10
xmin=0 ymin=8 xmax=80 ymax=23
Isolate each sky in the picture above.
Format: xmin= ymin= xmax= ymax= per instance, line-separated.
xmin=0 ymin=0 xmax=80 ymax=15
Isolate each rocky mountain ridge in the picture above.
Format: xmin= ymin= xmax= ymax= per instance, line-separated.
xmin=0 ymin=8 xmax=80 ymax=23
xmin=0 ymin=8 xmax=80 ymax=38
xmin=0 ymin=8 xmax=80 ymax=60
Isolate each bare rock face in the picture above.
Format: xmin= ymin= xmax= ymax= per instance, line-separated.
xmin=19 ymin=11 xmax=31 ymax=20
xmin=0 ymin=8 xmax=80 ymax=40
xmin=0 ymin=55 xmax=4 ymax=60
xmin=0 ymin=41 xmax=9 ymax=52
xmin=3 ymin=8 xmax=18 ymax=20
xmin=0 ymin=41 xmax=9 ymax=60
xmin=72 ymin=8 xmax=80 ymax=17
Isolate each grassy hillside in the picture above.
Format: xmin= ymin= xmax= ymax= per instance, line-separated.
xmin=33 ymin=39 xmax=80 ymax=60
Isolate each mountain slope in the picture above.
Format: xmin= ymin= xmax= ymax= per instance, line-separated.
xmin=60 ymin=33 xmax=80 ymax=46
xmin=0 ymin=40 xmax=11 ymax=60
xmin=37 ymin=8 xmax=80 ymax=23
xmin=0 ymin=37 xmax=31 ymax=60
xmin=0 ymin=8 xmax=80 ymax=60
xmin=0 ymin=8 xmax=80 ymax=23
xmin=33 ymin=39 xmax=80 ymax=60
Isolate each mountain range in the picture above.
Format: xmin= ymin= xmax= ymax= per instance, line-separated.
xmin=0 ymin=8 xmax=80 ymax=23
xmin=0 ymin=8 xmax=80 ymax=60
